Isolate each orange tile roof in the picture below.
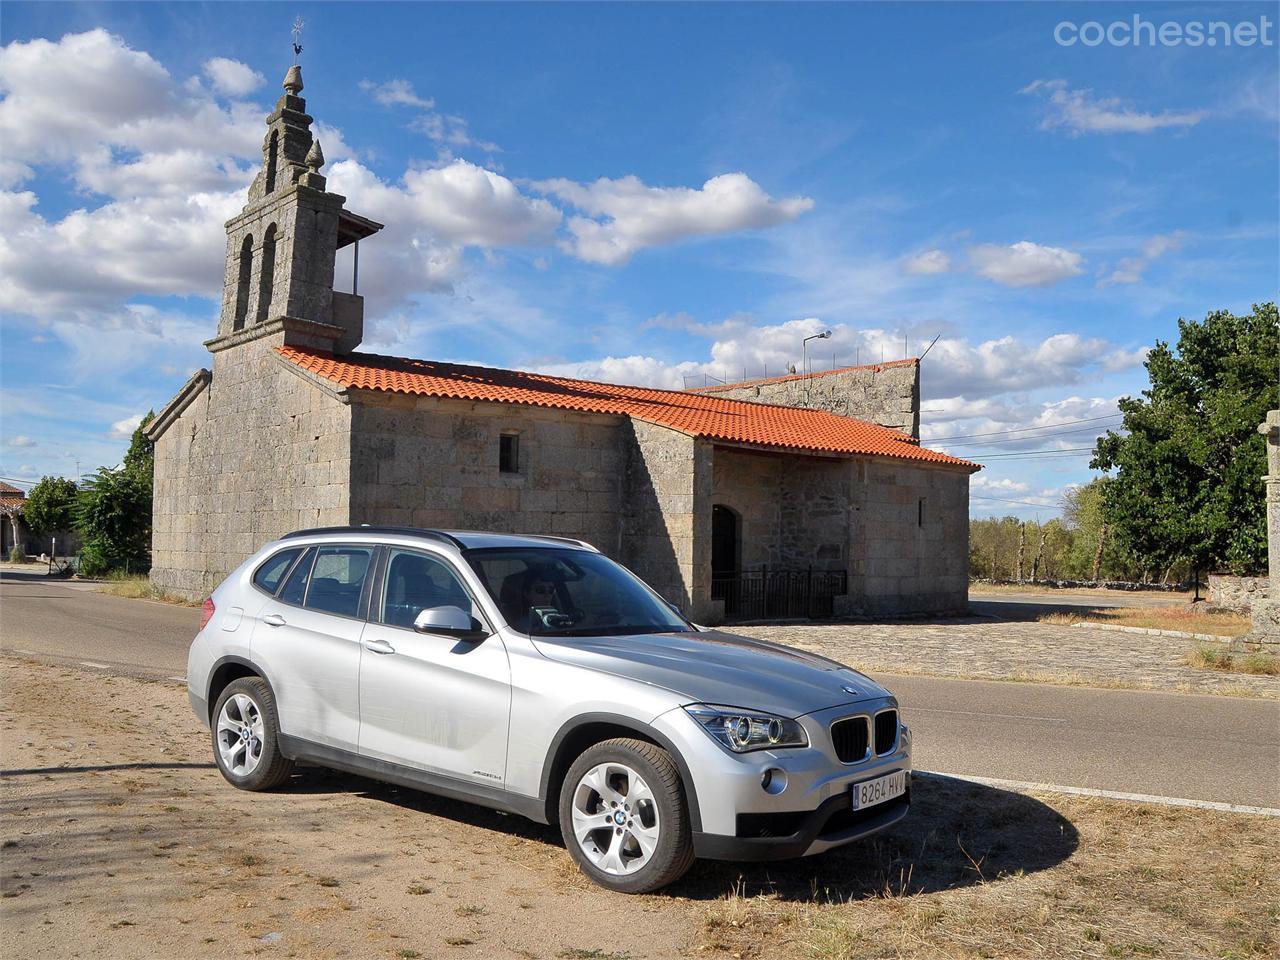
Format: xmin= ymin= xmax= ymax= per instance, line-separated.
xmin=277 ymin=347 xmax=979 ymax=471
xmin=694 ymin=357 xmax=918 ymax=393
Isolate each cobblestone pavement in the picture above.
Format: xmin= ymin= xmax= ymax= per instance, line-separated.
xmin=733 ymin=617 xmax=1280 ymax=699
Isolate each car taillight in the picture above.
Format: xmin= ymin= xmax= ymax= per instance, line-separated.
xmin=200 ymin=598 xmax=215 ymax=631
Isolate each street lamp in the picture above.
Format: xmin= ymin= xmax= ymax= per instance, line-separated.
xmin=802 ymin=330 xmax=832 ymax=380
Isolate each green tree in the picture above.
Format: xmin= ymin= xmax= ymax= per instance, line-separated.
xmin=22 ymin=476 xmax=78 ymax=536
xmin=124 ymin=411 xmax=155 ymax=473
xmin=1092 ymin=303 xmax=1279 ymax=577
xmin=74 ymin=412 xmax=156 ymax=577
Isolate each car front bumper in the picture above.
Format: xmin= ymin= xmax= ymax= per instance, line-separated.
xmin=652 ymin=698 xmax=912 ymax=861
xmin=693 ymin=780 xmax=910 ymax=861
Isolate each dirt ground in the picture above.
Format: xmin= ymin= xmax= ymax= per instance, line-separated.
xmin=2 ymin=657 xmax=1276 ymax=960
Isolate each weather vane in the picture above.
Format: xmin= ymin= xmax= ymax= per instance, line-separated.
xmin=291 ymin=15 xmax=304 ymax=63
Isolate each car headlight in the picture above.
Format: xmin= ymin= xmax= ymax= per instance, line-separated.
xmin=683 ymin=704 xmax=809 ymax=753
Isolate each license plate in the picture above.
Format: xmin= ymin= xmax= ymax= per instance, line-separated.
xmin=851 ymin=770 xmax=906 ymax=810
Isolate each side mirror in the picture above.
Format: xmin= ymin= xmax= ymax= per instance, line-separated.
xmin=413 ymin=605 xmax=488 ymax=639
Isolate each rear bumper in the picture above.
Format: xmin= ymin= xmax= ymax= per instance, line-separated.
xmin=692 ymin=779 xmax=910 ymax=862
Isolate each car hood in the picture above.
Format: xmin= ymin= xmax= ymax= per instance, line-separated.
xmin=530 ymin=628 xmax=891 ymax=718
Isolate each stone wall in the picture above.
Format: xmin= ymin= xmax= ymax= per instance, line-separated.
xmin=349 ymin=393 xmax=627 ymax=553
xmin=620 ymin=420 xmax=708 ymax=618
xmin=1209 ymin=574 xmax=1270 ymax=613
xmin=711 ymin=447 xmax=851 ymax=572
xmin=709 ymin=446 xmax=969 ymax=617
xmin=150 ymin=333 xmax=353 ymax=598
xmin=855 ymin=460 xmax=969 ymax=616
xmin=692 ymin=359 xmax=920 ymax=437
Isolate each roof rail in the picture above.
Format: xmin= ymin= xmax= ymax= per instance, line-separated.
xmin=279 ymin=525 xmax=465 ymax=549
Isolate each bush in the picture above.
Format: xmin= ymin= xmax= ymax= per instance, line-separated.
xmin=75 ymin=466 xmax=152 ymax=577
xmin=8 ymin=543 xmax=27 ymax=563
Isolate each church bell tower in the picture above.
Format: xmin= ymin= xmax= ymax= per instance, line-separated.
xmin=210 ymin=64 xmax=382 ymax=354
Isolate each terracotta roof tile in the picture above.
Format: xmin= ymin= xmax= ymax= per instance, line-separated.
xmin=277 ymin=347 xmax=979 ymax=471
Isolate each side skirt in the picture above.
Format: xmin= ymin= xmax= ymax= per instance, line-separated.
xmin=276 ymin=733 xmax=549 ymax=824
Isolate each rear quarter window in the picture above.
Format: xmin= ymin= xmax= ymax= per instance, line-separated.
xmin=253 ymin=548 xmax=303 ymax=595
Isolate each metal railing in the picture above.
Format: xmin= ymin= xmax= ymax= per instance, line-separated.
xmin=711 ymin=567 xmax=848 ymax=621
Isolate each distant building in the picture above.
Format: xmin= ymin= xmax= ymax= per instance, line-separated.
xmin=147 ymin=66 xmax=978 ymax=620
xmin=0 ymin=482 xmax=29 ymax=557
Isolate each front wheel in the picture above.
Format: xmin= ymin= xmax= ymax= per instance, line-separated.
xmin=211 ymin=676 xmax=294 ymax=791
xmin=558 ymin=737 xmax=695 ymax=893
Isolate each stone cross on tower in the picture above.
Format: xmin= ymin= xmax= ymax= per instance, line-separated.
xmin=1241 ymin=409 xmax=1280 ymax=652
xmin=209 ymin=62 xmax=382 ymax=354
xmin=1260 ymin=410 xmax=1280 ymax=587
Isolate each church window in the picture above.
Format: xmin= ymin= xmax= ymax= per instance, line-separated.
xmin=233 ymin=234 xmax=253 ymax=331
xmin=499 ymin=432 xmax=520 ymax=474
xmin=265 ymin=130 xmax=279 ymax=193
xmin=256 ymin=224 xmax=277 ymax=323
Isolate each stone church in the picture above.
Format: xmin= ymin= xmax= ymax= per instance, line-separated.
xmin=147 ymin=66 xmax=978 ymax=622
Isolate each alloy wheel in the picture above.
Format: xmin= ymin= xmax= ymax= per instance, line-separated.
xmin=216 ymin=692 xmax=265 ymax=777
xmin=570 ymin=762 xmax=661 ymax=875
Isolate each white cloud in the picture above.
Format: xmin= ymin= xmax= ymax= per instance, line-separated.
xmin=972 ymin=476 xmax=1030 ymax=494
xmin=901 ymin=249 xmax=952 ymax=275
xmin=969 ymin=241 xmax=1085 ymax=287
xmin=326 ymin=158 xmax=561 ymax=304
xmin=360 ymin=78 xmax=433 ymax=109
xmin=0 ymin=30 xmax=262 ymax=179
xmin=1021 ymin=80 xmax=1207 ymax=135
xmin=202 ymin=57 xmax=263 ymax=97
xmin=526 ymin=320 xmax=1143 ymax=410
xmin=109 ymin=413 xmax=145 ymax=439
xmin=535 ymin=172 xmax=813 ymax=265
xmin=6 ymin=436 xmax=36 ymax=448
xmin=1098 ymin=231 xmax=1187 ymax=286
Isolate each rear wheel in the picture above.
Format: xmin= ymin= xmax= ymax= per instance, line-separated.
xmin=211 ymin=677 xmax=294 ymax=791
xmin=558 ymin=737 xmax=695 ymax=893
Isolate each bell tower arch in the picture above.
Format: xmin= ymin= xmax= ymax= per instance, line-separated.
xmin=211 ymin=65 xmax=382 ymax=354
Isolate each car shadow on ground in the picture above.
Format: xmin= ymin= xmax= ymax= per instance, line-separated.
xmin=281 ymin=766 xmax=1078 ymax=901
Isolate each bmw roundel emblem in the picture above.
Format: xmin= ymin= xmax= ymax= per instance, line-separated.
xmin=613 ymin=810 xmax=626 ymax=825
xmin=841 ymin=685 xmax=860 ymax=696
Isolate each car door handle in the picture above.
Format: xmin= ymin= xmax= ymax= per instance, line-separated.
xmin=262 ymin=614 xmax=287 ymax=627
xmin=363 ymin=638 xmax=396 ymax=655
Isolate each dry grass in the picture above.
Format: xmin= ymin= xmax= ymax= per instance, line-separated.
xmin=969 ymin=583 xmax=1191 ymax=601
xmin=95 ymin=573 xmax=201 ymax=606
xmin=1186 ymin=644 xmax=1280 ymax=677
xmin=693 ymin=778 xmax=1280 ymax=960
xmin=1039 ymin=604 xmax=1250 ymax=638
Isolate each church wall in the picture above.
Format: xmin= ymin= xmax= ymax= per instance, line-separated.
xmin=347 ymin=394 xmax=627 ymax=555
xmin=709 ymin=446 xmax=969 ymax=617
xmin=150 ymin=335 xmax=352 ymax=598
xmin=855 ymin=459 xmax=969 ymax=615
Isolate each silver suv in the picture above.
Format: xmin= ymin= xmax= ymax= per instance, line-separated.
xmin=188 ymin=526 xmax=911 ymax=893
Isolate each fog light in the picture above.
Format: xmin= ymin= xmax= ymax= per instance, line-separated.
xmin=760 ymin=767 xmax=787 ymax=795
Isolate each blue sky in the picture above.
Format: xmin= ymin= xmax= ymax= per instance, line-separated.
xmin=1 ymin=2 xmax=1276 ymax=518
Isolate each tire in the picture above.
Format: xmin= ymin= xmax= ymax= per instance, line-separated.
xmin=558 ymin=737 xmax=695 ymax=894
xmin=211 ymin=676 xmax=294 ymax=791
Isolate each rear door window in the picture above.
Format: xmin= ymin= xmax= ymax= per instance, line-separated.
xmin=303 ymin=546 xmax=374 ymax=618
xmin=253 ymin=548 xmax=303 ymax=596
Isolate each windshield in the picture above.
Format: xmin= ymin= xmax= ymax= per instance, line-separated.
xmin=464 ymin=547 xmax=694 ymax=637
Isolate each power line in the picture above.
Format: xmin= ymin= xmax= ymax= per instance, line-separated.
xmin=942 ymin=424 xmax=1121 ymax=448
xmin=969 ymin=446 xmax=1096 ymax=460
xmin=927 ymin=413 xmax=1122 ymax=442
xmin=971 ymin=494 xmax=1059 ymax=509
xmin=0 ymin=476 xmax=37 ymax=488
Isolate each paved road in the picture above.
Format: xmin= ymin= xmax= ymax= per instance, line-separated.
xmin=3 ymin=573 xmax=1277 ymax=807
